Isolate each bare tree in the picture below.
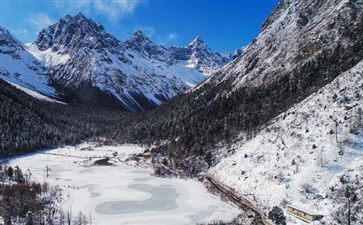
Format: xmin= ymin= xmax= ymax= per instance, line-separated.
xmin=66 ymin=206 xmax=72 ymax=225
xmin=73 ymin=211 xmax=88 ymax=225
xmin=59 ymin=210 xmax=65 ymax=225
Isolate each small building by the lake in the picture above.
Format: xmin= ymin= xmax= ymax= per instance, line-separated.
xmin=287 ymin=205 xmax=323 ymax=223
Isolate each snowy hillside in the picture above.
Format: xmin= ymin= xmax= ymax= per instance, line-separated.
xmin=27 ymin=13 xmax=234 ymax=111
xmin=5 ymin=80 xmax=64 ymax=104
xmin=0 ymin=26 xmax=56 ymax=97
xmin=210 ymin=60 xmax=363 ymax=224
xmin=204 ymin=0 xmax=363 ymax=95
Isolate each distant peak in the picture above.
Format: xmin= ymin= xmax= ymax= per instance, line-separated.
xmin=189 ymin=35 xmax=206 ymax=47
xmin=72 ymin=12 xmax=95 ymax=24
xmin=63 ymin=14 xmax=72 ymax=19
xmin=64 ymin=13 xmax=102 ymax=30
xmin=195 ymin=35 xmax=203 ymax=41
xmin=127 ymin=29 xmax=151 ymax=43
xmin=75 ymin=12 xmax=86 ymax=18
xmin=58 ymin=12 xmax=92 ymax=25
xmin=0 ymin=26 xmax=10 ymax=35
xmin=132 ymin=29 xmax=148 ymax=38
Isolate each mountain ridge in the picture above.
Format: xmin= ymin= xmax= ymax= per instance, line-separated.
xmin=0 ymin=26 xmax=57 ymax=98
xmin=26 ymin=13 xmax=242 ymax=111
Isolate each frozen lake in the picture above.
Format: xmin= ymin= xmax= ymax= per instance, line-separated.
xmin=4 ymin=144 xmax=240 ymax=225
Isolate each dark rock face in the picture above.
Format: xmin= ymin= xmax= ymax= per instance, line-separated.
xmin=94 ymin=157 xmax=113 ymax=166
xmin=297 ymin=13 xmax=309 ymax=26
xmin=125 ymin=30 xmax=167 ymax=59
xmin=0 ymin=27 xmax=25 ymax=52
xmin=169 ymin=46 xmax=192 ymax=61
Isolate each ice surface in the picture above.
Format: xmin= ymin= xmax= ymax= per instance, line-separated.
xmin=4 ymin=144 xmax=240 ymax=225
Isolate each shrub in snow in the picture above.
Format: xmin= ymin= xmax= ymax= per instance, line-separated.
xmin=339 ymin=174 xmax=350 ymax=184
xmin=268 ymin=206 xmax=286 ymax=225
xmin=301 ymin=183 xmax=317 ymax=195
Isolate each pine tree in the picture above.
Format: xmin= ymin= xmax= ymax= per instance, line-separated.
xmin=14 ymin=166 xmax=25 ymax=183
xmin=26 ymin=211 xmax=34 ymax=225
xmin=6 ymin=166 xmax=13 ymax=180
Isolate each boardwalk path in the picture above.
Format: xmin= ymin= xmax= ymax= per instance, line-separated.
xmin=204 ymin=174 xmax=273 ymax=225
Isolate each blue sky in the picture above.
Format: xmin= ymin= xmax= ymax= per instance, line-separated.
xmin=0 ymin=0 xmax=279 ymax=53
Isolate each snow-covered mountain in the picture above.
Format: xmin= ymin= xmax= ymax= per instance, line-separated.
xmin=27 ymin=13 xmax=232 ymax=111
xmin=0 ymin=26 xmax=56 ymax=97
xmin=125 ymin=1 xmax=363 ymax=223
xmin=195 ymin=0 xmax=363 ymax=223
xmin=184 ymin=35 xmax=231 ymax=75
xmin=210 ymin=59 xmax=363 ymax=224
xmin=232 ymin=46 xmax=247 ymax=60
xmin=204 ymin=0 xmax=363 ymax=95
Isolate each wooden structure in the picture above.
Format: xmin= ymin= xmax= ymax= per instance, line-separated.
xmin=287 ymin=205 xmax=323 ymax=223
xmin=204 ymin=174 xmax=272 ymax=225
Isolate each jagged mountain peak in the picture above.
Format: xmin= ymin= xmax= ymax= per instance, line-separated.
xmin=127 ymin=29 xmax=151 ymax=43
xmin=47 ymin=13 xmax=102 ymax=34
xmin=125 ymin=29 xmax=167 ymax=59
xmin=35 ymin=13 xmax=121 ymax=53
xmin=72 ymin=13 xmax=104 ymax=29
xmin=188 ymin=35 xmax=207 ymax=48
xmin=74 ymin=12 xmax=87 ymax=19
xmin=192 ymin=35 xmax=202 ymax=41
xmin=0 ymin=26 xmax=10 ymax=35
xmin=0 ymin=26 xmax=24 ymax=50
xmin=184 ymin=34 xmax=230 ymax=75
xmin=66 ymin=12 xmax=97 ymax=25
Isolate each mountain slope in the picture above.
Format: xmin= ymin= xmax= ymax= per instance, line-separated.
xmin=0 ymin=77 xmax=131 ymax=157
xmin=208 ymin=0 xmax=363 ymax=90
xmin=210 ymin=59 xmax=363 ymax=224
xmin=126 ymin=0 xmax=363 ymax=177
xmin=0 ymin=26 xmax=56 ymax=97
xmin=28 ymin=13 xmax=231 ymax=111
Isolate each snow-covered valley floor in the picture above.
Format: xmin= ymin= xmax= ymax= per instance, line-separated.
xmin=2 ymin=143 xmax=240 ymax=225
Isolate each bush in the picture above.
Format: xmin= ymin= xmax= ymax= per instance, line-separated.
xmin=268 ymin=206 xmax=286 ymax=225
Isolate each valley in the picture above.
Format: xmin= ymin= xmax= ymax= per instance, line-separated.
xmin=1 ymin=0 xmax=363 ymax=224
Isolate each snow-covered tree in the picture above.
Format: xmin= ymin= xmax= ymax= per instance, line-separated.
xmin=14 ymin=166 xmax=25 ymax=183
